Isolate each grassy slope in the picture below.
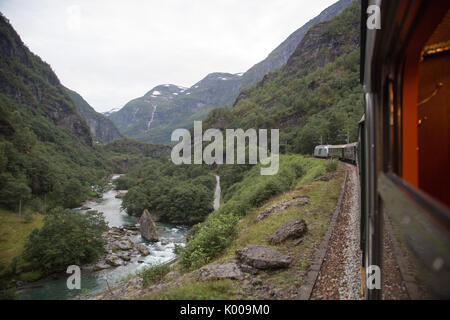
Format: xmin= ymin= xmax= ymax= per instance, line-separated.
xmin=0 ymin=209 xmax=43 ymax=269
xmin=141 ymin=158 xmax=344 ymax=299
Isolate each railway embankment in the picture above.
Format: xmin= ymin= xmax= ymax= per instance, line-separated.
xmin=309 ymin=163 xmax=362 ymax=300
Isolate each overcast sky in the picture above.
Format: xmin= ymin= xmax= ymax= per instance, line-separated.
xmin=0 ymin=0 xmax=336 ymax=112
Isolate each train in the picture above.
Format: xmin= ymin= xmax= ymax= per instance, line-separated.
xmin=360 ymin=0 xmax=450 ymax=299
xmin=313 ymin=143 xmax=358 ymax=164
xmin=359 ymin=0 xmax=449 ymax=300
xmin=314 ymin=0 xmax=450 ymax=299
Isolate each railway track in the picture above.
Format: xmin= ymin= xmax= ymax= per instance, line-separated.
xmin=310 ymin=162 xmax=362 ymax=300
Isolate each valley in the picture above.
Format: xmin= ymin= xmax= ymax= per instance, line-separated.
xmin=0 ymin=0 xmax=366 ymax=301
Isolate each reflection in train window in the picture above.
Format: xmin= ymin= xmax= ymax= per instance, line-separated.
xmin=417 ymin=11 xmax=450 ymax=207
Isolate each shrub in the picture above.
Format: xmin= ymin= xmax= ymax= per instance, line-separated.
xmin=179 ymin=211 xmax=239 ymax=270
xmin=326 ymin=159 xmax=338 ymax=172
xmin=23 ymin=208 xmax=33 ymax=223
xmin=139 ymin=263 xmax=171 ymax=287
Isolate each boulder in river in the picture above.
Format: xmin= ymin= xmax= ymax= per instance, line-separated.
xmin=267 ymin=219 xmax=307 ymax=245
xmin=235 ymin=245 xmax=291 ymax=270
xmin=94 ymin=262 xmax=111 ymax=271
xmin=137 ymin=243 xmax=150 ymax=256
xmin=117 ymin=251 xmax=132 ymax=261
xmin=139 ymin=209 xmax=159 ymax=242
xmin=105 ymin=254 xmax=123 ymax=267
xmin=113 ymin=239 xmax=133 ymax=251
xmin=122 ymin=224 xmax=139 ymax=231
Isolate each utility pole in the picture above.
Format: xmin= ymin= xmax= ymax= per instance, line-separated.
xmin=320 ymin=136 xmax=323 ymax=145
xmin=338 ymin=131 xmax=350 ymax=144
xmin=19 ymin=199 xmax=22 ymax=217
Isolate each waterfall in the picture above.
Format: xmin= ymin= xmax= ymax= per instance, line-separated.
xmin=213 ymin=175 xmax=221 ymax=211
xmin=146 ymin=105 xmax=157 ymax=131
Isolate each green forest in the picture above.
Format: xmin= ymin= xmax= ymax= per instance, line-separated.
xmin=118 ymin=159 xmax=216 ymax=225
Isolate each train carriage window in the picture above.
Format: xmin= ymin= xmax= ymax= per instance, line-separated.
xmin=418 ymin=11 xmax=450 ymax=207
xmin=402 ymin=9 xmax=450 ymax=208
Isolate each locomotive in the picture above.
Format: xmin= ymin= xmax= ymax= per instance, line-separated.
xmin=313 ymin=143 xmax=358 ymax=164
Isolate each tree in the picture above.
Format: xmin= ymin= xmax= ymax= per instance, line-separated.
xmin=0 ymin=172 xmax=32 ymax=210
xmin=23 ymin=209 xmax=107 ymax=273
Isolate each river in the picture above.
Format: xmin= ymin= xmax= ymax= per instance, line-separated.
xmin=17 ymin=175 xmax=188 ymax=300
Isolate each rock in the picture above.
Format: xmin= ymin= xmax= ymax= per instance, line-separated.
xmin=111 ymin=227 xmax=126 ymax=235
xmin=287 ymin=197 xmax=310 ymax=207
xmin=127 ymin=277 xmax=143 ymax=290
xmin=115 ymin=191 xmax=127 ymax=199
xmin=137 ymin=244 xmax=150 ymax=256
xmin=235 ymin=245 xmax=291 ymax=270
xmin=199 ymin=263 xmax=244 ymax=281
xmin=139 ymin=209 xmax=159 ymax=242
xmin=117 ymin=251 xmax=131 ymax=261
xmin=314 ymin=173 xmax=337 ymax=182
xmin=238 ymin=263 xmax=259 ymax=275
xmin=113 ymin=240 xmax=133 ymax=251
xmin=256 ymin=198 xmax=309 ymax=221
xmin=81 ymin=205 xmax=91 ymax=210
xmin=160 ymin=239 xmax=169 ymax=245
xmin=105 ymin=255 xmax=123 ymax=267
xmin=94 ymin=262 xmax=111 ymax=271
xmin=292 ymin=194 xmax=309 ymax=200
xmin=122 ymin=225 xmax=139 ymax=231
xmin=256 ymin=203 xmax=289 ymax=221
xmin=250 ymin=278 xmax=263 ymax=286
xmin=267 ymin=219 xmax=307 ymax=245
xmin=165 ymin=270 xmax=181 ymax=281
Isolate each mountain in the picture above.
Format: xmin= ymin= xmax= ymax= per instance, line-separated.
xmin=237 ymin=0 xmax=354 ymax=89
xmin=64 ymin=87 xmax=122 ymax=143
xmin=108 ymin=0 xmax=354 ymax=144
xmin=203 ymin=0 xmax=363 ymax=154
xmin=0 ymin=12 xmax=110 ymax=209
xmin=108 ymin=73 xmax=244 ymax=143
xmin=102 ymin=107 xmax=121 ymax=117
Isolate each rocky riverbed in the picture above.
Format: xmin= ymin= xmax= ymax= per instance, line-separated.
xmin=82 ymin=226 xmax=151 ymax=272
xmin=17 ymin=175 xmax=188 ymax=300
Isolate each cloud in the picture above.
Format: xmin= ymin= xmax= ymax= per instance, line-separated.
xmin=0 ymin=0 xmax=337 ymax=112
xmin=66 ymin=5 xmax=81 ymax=31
